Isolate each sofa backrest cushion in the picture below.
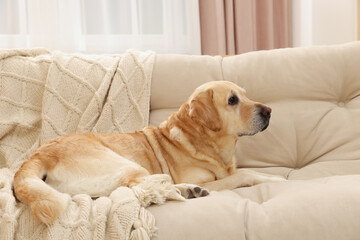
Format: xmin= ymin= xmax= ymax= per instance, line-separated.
xmin=150 ymin=42 xmax=360 ymax=176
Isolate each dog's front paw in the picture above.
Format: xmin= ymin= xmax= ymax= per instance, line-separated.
xmin=185 ymin=186 xmax=209 ymax=199
xmin=175 ymin=184 xmax=209 ymax=199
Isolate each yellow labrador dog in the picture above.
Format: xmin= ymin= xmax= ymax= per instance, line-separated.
xmin=14 ymin=81 xmax=284 ymax=225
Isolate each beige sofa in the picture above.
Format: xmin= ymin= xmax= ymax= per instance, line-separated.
xmin=1 ymin=42 xmax=360 ymax=239
xmin=148 ymin=42 xmax=360 ymax=240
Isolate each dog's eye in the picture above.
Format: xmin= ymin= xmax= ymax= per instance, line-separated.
xmin=228 ymin=95 xmax=239 ymax=105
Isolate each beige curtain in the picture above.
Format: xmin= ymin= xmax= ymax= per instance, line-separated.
xmin=199 ymin=0 xmax=292 ymax=55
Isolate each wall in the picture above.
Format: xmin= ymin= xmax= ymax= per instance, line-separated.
xmin=292 ymin=0 xmax=358 ymax=47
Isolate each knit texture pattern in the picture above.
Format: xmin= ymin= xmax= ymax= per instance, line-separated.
xmin=0 ymin=49 xmax=183 ymax=239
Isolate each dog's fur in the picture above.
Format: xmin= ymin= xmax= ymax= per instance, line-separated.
xmin=13 ymin=81 xmax=285 ymax=225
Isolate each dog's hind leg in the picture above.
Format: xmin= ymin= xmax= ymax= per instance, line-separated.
xmin=13 ymin=158 xmax=69 ymax=225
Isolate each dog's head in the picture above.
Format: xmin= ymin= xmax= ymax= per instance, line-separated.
xmin=188 ymin=81 xmax=271 ymax=137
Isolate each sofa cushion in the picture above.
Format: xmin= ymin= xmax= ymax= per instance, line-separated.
xmin=149 ymin=175 xmax=360 ymax=240
xmin=150 ymin=42 xmax=360 ymax=180
xmin=151 ymin=54 xmax=223 ymax=110
xmin=223 ymin=42 xmax=360 ymax=174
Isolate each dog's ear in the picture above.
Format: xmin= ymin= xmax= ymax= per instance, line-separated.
xmin=189 ymin=89 xmax=222 ymax=132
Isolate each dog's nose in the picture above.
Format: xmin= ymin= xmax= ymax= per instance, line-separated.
xmin=261 ymin=106 xmax=272 ymax=118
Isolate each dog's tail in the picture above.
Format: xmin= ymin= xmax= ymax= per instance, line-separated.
xmin=13 ymin=157 xmax=68 ymax=225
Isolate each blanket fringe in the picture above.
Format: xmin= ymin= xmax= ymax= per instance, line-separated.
xmin=130 ymin=208 xmax=157 ymax=240
xmin=130 ymin=174 xmax=185 ymax=239
xmin=132 ymin=174 xmax=185 ymax=208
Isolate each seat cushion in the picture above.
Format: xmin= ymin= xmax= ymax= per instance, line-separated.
xmin=149 ymin=175 xmax=360 ymax=240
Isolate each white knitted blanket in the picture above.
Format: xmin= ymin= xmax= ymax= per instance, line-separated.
xmin=0 ymin=49 xmax=183 ymax=239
